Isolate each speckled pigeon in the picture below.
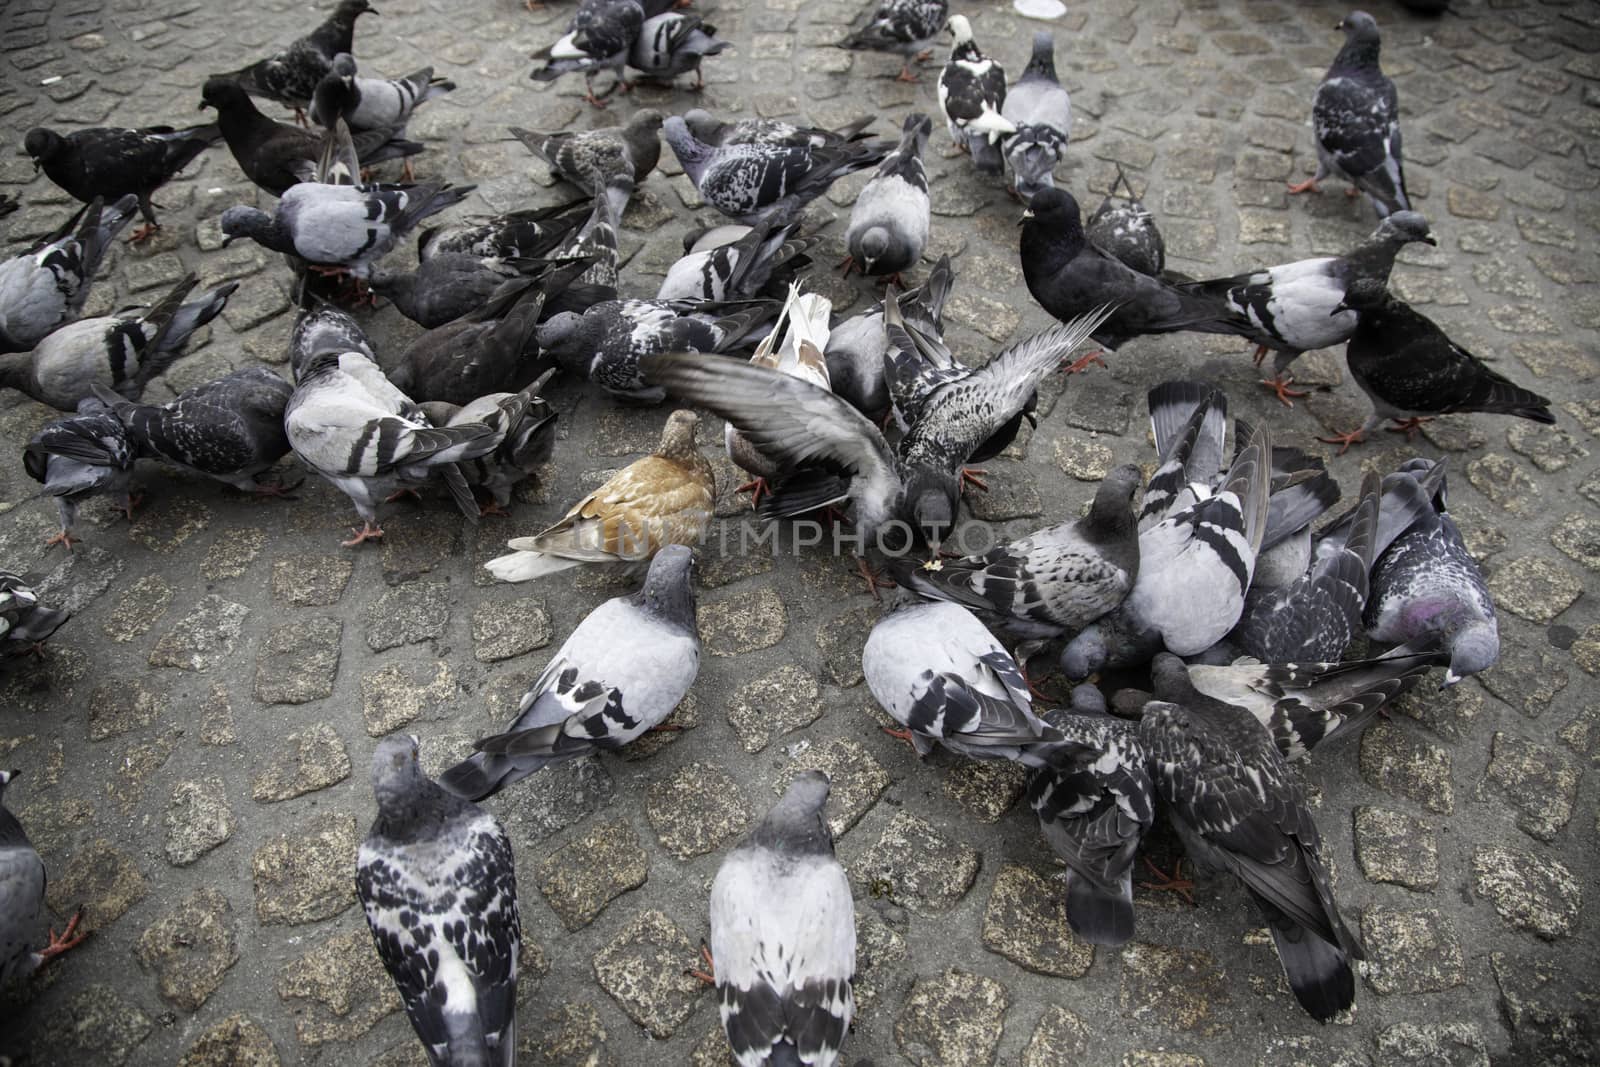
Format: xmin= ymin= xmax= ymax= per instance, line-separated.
xmin=418 ymin=197 xmax=591 ymax=263
xmin=357 ymin=735 xmax=520 ymax=1067
xmin=708 ymin=771 xmax=855 ymax=1067
xmin=22 ymin=397 xmax=137 ymax=550
xmin=657 ymin=220 xmax=814 ymax=303
xmin=0 ymin=196 xmax=138 ymax=355
xmin=445 ymin=545 xmax=699 ymax=800
xmin=1084 ymin=165 xmax=1166 ymax=278
xmin=213 ymin=0 xmax=377 ymax=120
xmin=844 ymin=112 xmax=931 ymax=283
xmin=0 ymin=769 xmax=86 ymax=985
xmin=683 ymin=110 xmax=878 ymax=150
xmin=938 ymin=15 xmax=1013 ymax=175
xmin=419 ymin=371 xmax=559 ymax=515
xmin=838 ymin=0 xmax=947 ymax=81
xmin=823 ymin=255 xmax=953 ymax=420
xmin=512 ymin=110 xmax=662 ymax=194
xmin=1001 ymin=31 xmax=1071 ymax=201
xmin=24 ymin=125 xmax=220 ymax=244
xmin=628 ymin=12 xmax=728 ymax=88
xmin=530 ymin=0 xmax=646 ymax=107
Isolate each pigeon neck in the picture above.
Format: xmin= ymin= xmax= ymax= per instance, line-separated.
xmin=952 ymin=40 xmax=984 ymax=63
xmin=1021 ymin=212 xmax=1085 ymax=279
xmin=310 ymin=10 xmax=363 ymax=57
xmin=248 ymin=215 xmax=297 ymax=256
xmin=1023 ymin=39 xmax=1056 ymax=81
xmin=1331 ymin=37 xmax=1381 ymax=73
xmin=0 ymin=354 xmax=33 ymax=392
xmin=1344 ymin=230 xmax=1409 ymax=285
xmin=214 ymin=95 xmax=280 ymax=148
xmin=373 ymin=779 xmax=471 ymax=839
xmin=748 ymin=810 xmax=831 ymax=857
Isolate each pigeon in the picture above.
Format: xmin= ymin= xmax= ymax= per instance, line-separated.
xmin=864 ymin=597 xmax=1064 ymax=764
xmin=628 ymin=12 xmax=729 ymax=89
xmin=447 ymin=545 xmax=699 ymax=798
xmin=0 ymin=576 xmax=71 ymax=653
xmin=418 ymin=197 xmax=591 ymax=262
xmin=485 ymin=411 xmax=714 ymax=582
xmin=843 ymin=112 xmax=931 ymax=284
xmin=1140 ymin=654 xmax=1366 ymax=1021
xmin=220 ymin=181 xmax=474 ymax=279
xmin=656 ymin=219 xmax=814 ymax=303
xmin=309 ymin=53 xmax=454 ymax=142
xmin=0 ymin=275 xmax=237 ymax=411
xmin=512 ymin=110 xmax=663 ymax=193
xmin=213 ymin=0 xmax=378 ymax=121
xmin=1026 ymin=685 xmax=1154 ymax=946
xmin=89 ymin=368 xmax=295 ymax=496
xmin=1290 ymin=11 xmax=1410 ymax=218
xmin=0 ymin=196 xmax=138 ymax=355
xmin=0 ymin=769 xmax=87 ymax=987
xmin=682 ymin=110 xmax=878 ymax=150
xmin=537 ymin=298 xmax=767 ymax=403
xmin=823 ymin=255 xmax=953 ymax=419
xmin=838 ymin=0 xmax=948 ymax=82
xmin=1179 ymin=211 xmax=1436 ymax=405
xmin=938 ymin=15 xmax=1014 ymax=175
xmin=1084 ymin=165 xmax=1165 ymax=278
xmin=0 ymin=194 xmax=17 ymax=219
xmin=23 ymin=397 xmax=138 ymax=550
xmin=893 ymin=463 xmax=1142 ymax=647
xmin=357 ymin=735 xmax=520 ymax=1067
xmin=663 ymin=115 xmax=891 ymax=227
xmin=1362 ymin=459 xmax=1497 ymax=685
xmin=419 ymin=372 xmax=559 ymax=515
xmin=1319 ymin=292 xmax=1555 ymax=453
xmin=1062 ymin=408 xmax=1271 ymax=675
xmin=285 ymin=347 xmax=502 ymax=545
xmin=707 ymin=771 xmax=855 ymax=1067
xmin=200 ymin=78 xmax=422 ymax=198
xmin=551 ymin=175 xmax=634 ymax=297
xmin=24 ymin=125 xmax=221 ymax=243
xmin=530 ymin=0 xmax=645 ymax=108
xmin=1001 ymin=31 xmax=1071 ymax=201
xmin=368 ymin=253 xmax=532 ymax=330
xmin=1021 ymin=188 xmax=1249 ymax=351
xmin=288 ymin=300 xmax=377 ymax=381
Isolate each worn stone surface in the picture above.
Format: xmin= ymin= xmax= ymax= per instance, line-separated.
xmin=699 ymin=587 xmax=788 ymax=656
xmin=1374 ymin=1022 xmax=1489 ymax=1067
xmin=164 ymin=776 xmax=233 ymax=867
xmin=1359 ymin=721 xmax=1454 ymax=814
xmin=1486 ymin=556 xmax=1583 ymax=623
xmin=726 ymin=661 xmax=822 ymax=752
xmin=275 ymin=930 xmax=403 ymax=1048
xmin=253 ymin=616 xmax=342 ymax=704
xmin=859 ymin=810 xmax=981 ymax=916
xmin=251 ymin=813 xmax=359 ymax=925
xmin=1361 ymin=907 xmax=1465 ymax=995
xmin=471 ymin=595 xmax=552 ymax=662
xmin=251 ymin=722 xmax=352 ymax=802
xmin=771 ymin=737 xmax=889 ymax=837
xmin=981 ymin=863 xmax=1094 ymax=978
xmin=1472 ymin=845 xmax=1582 ymax=940
xmin=644 ymin=762 xmax=750 ymax=859
xmin=1118 ymin=943 xmax=1231 ymax=1036
xmin=537 ymin=819 xmax=649 ymax=931
xmin=148 ymin=594 xmax=248 ymax=670
xmin=591 ymin=909 xmax=705 ymax=1039
xmin=1477 ymin=731 xmax=1580 ymax=842
xmin=45 ymin=838 xmax=147 ymax=932
xmin=1353 ymin=807 xmax=1438 ymax=890
xmin=894 ymin=968 xmax=1008 ymax=1067
xmin=365 ymin=580 xmax=451 ymax=650
xmin=1021 ymin=1005 xmax=1090 ymax=1065
xmin=135 ymin=887 xmax=239 ymax=1012
xmin=175 ymin=1015 xmax=281 ymax=1067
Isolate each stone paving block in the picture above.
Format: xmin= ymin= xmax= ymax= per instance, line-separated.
xmin=271 ymin=555 xmax=353 ymax=606
xmin=28 ymin=984 xmax=153 ymax=1066
xmin=366 ymin=580 xmax=452 ymax=650
xmin=726 ymin=661 xmax=822 ymax=752
xmin=1359 ymin=721 xmax=1453 ymax=814
xmin=254 ymin=616 xmax=342 ymax=704
xmin=251 ymin=722 xmax=351 ymax=802
xmin=1360 ymin=907 xmax=1465 ymax=995
xmin=275 ymin=929 xmax=402 ymax=1047
xmin=149 ymin=594 xmax=248 ymax=670
xmin=644 ymin=761 xmax=749 ymax=858
xmin=45 ymin=837 xmax=146 ymax=932
xmin=360 ymin=661 xmax=458 ymax=736
xmin=165 ymin=776 xmax=233 ymax=867
xmin=895 ymin=968 xmax=1008 ymax=1067
xmin=1374 ymin=1022 xmax=1488 ymax=1067
xmin=981 ymin=864 xmax=1094 ymax=978
xmin=536 ymin=819 xmax=648 ymax=931
xmin=1118 ymin=943 xmax=1231 ymax=1036
xmin=591 ymin=909 xmax=705 ymax=1039
xmin=699 ymin=586 xmax=788 ymax=656
xmin=1471 ymin=845 xmax=1582 ymax=940
xmin=175 ymin=1015 xmax=281 ymax=1067
xmin=858 ymin=810 xmax=980 ymax=916
xmin=135 ymin=887 xmax=239 ymax=1012
xmin=1353 ymin=807 xmax=1438 ymax=890
xmin=1477 ymin=731 xmax=1579 ymax=842
xmin=251 ymin=813 xmax=358 ymax=925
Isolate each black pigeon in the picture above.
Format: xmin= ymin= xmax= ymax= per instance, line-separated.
xmin=200 ymin=78 xmax=421 ymax=197
xmin=656 ymin=220 xmax=814 ymax=304
xmin=1027 ymin=685 xmax=1154 ymax=946
xmin=844 ymin=112 xmax=932 ymax=283
xmin=24 ymin=125 xmax=220 ymax=243
xmin=937 ymin=15 xmax=1013 ymax=175
xmin=628 ymin=11 xmax=728 ymax=89
xmin=418 ymin=197 xmax=591 ymax=263
xmin=0 ymin=275 xmax=237 ymax=411
xmin=1321 ymin=292 xmax=1555 ymax=453
xmin=369 ymin=254 xmax=550 ymax=330
xmin=1085 ymin=165 xmax=1165 ymax=278
xmin=512 ymin=110 xmax=663 ymax=193
xmin=23 ymin=396 xmax=138 ymax=550
xmin=0 ymin=196 xmax=138 ymax=355
xmin=214 ymin=0 xmax=378 ymax=121
xmin=682 ymin=110 xmax=877 ymax=150
xmin=1021 ymin=187 xmax=1249 ymax=351
xmin=823 ymin=256 xmax=953 ymax=420
xmin=357 ymin=735 xmax=520 ymax=1067
xmin=445 ymin=545 xmax=700 ymax=799
xmin=530 ymin=0 xmax=645 ymax=108
xmin=1181 ymin=211 xmax=1435 ymax=405
xmin=1290 ymin=11 xmax=1409 ymax=218
xmin=0 ymin=769 xmax=86 ymax=984
xmin=91 ymin=369 xmax=294 ymax=495
xmin=1142 ymin=654 xmax=1366 ymax=1022
xmin=839 ymin=0 xmax=948 ymax=82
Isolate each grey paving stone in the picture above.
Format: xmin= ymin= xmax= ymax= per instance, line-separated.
xmin=251 ymin=813 xmax=359 ymax=925
xmin=1360 ymin=906 xmax=1465 ymax=995
xmin=1472 ymin=844 xmax=1582 ymax=940
xmin=536 ymin=819 xmax=648 ymax=931
xmin=135 ymin=887 xmax=239 ymax=1012
xmin=981 ymin=863 xmax=1094 ymax=978
xmin=895 ymin=968 xmax=1008 ymax=1067
xmin=858 ymin=810 xmax=981 ymax=916
xmin=591 ymin=909 xmax=705 ymax=1039
xmin=175 ymin=1015 xmax=282 ymax=1067
xmin=274 ymin=929 xmax=402 ymax=1048
xmin=164 ymin=776 xmax=233 ymax=866
xmin=1118 ymin=943 xmax=1232 ymax=1036
xmin=254 ymin=616 xmax=342 ymax=704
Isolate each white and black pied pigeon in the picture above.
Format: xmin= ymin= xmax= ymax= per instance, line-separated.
xmin=823 ymin=255 xmax=953 ymax=421
xmin=441 ymin=545 xmax=699 ymax=801
xmin=838 ymin=0 xmax=948 ymax=82
xmin=657 ymin=219 xmax=814 ymax=303
xmin=709 ymin=771 xmax=855 ymax=1067
xmin=0 ymin=576 xmax=72 ymax=655
xmin=863 ymin=597 xmax=1062 ymax=766
xmin=1001 ymin=31 xmax=1071 ymax=201
xmin=0 ymin=196 xmax=138 ymax=354
xmin=1142 ymin=654 xmax=1366 ymax=1022
xmin=23 ymin=396 xmax=138 ymax=550
xmin=938 ymin=15 xmax=1014 ymax=175
xmin=1363 ymin=459 xmax=1498 ymax=685
xmin=1026 ymin=684 xmax=1154 ymax=947
xmin=530 ymin=0 xmax=647 ymax=107
xmin=682 ymin=110 xmax=878 ymax=150
xmin=629 ymin=12 xmax=728 ymax=89
xmin=289 ymin=301 xmax=377 ymax=383
xmin=357 ymin=735 xmax=520 ymax=1067
xmin=845 ymin=112 xmax=932 ymax=283
xmin=1292 ymin=11 xmax=1410 ymax=217
xmin=1179 ymin=211 xmax=1435 ymax=405
xmin=0 ymin=769 xmax=86 ymax=987
xmin=663 ymin=115 xmax=891 ymax=227
xmin=418 ymin=197 xmax=591 ymax=264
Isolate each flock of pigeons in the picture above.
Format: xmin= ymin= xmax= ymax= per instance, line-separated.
xmin=0 ymin=0 xmax=1554 ymax=1061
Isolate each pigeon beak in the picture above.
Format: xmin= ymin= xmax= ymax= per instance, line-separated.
xmin=1423 ymin=235 xmax=1438 ymax=246
xmin=221 ymin=234 xmax=238 ymax=248
xmin=199 ymin=100 xmax=211 ymax=111
xmin=1017 ymin=208 xmax=1034 ymax=226
xmin=1440 ymin=669 xmax=1462 ymax=688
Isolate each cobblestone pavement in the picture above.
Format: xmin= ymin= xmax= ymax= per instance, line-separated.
xmin=1 ymin=0 xmax=1598 ymax=1063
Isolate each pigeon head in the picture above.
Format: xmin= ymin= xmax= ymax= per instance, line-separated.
xmin=371 ymin=734 xmax=426 ymax=815
xmin=534 ymin=311 xmax=599 ymax=372
xmin=1087 ymin=463 xmax=1143 ymax=540
xmin=1376 ymin=211 xmax=1435 ymax=247
xmin=1149 ymin=653 xmax=1196 ymax=703
xmin=627 ymin=109 xmax=666 ymax=137
xmin=1068 ymin=683 xmax=1108 ymax=717
xmin=1018 ymin=186 xmax=1085 ymax=239
xmin=1005 ymin=133 xmax=1059 ymax=202
xmin=1443 ymin=618 xmax=1498 ymax=687
xmin=655 ymin=408 xmax=702 ymax=464
xmin=662 ymin=116 xmax=713 ymax=172
xmin=220 ymin=206 xmax=287 ymax=252
xmin=901 ymin=467 xmax=958 ymax=555
xmin=902 ymin=111 xmax=934 ymax=144
xmin=1337 ymin=11 xmax=1380 ymax=39
xmin=856 ymin=227 xmax=894 ymax=273
xmin=947 ymin=14 xmax=975 ymax=46
xmin=750 ymin=770 xmax=834 ymax=856
xmin=1060 ymin=624 xmax=1108 ymax=679
xmin=22 ymin=128 xmax=63 ymax=168
xmin=680 ymin=108 xmax=719 ymax=143
xmin=636 ymin=544 xmax=698 ymax=631
xmin=1333 ymin=11 xmax=1382 ymax=66
xmin=331 ymin=52 xmax=358 ymax=78
xmin=335 ymin=0 xmax=379 ymax=23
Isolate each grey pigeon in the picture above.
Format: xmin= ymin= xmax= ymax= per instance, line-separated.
xmin=1179 ymin=211 xmax=1435 ymax=405
xmin=864 ymin=597 xmax=1063 ymax=764
xmin=0 ymin=769 xmax=86 ymax=985
xmin=938 ymin=15 xmax=1013 ymax=175
xmin=90 ymin=369 xmax=294 ymax=495
xmin=708 ymin=771 xmax=855 ymax=1067
xmin=1321 ymin=291 xmax=1554 ymax=454
xmin=310 ymin=53 xmax=454 ymax=141
xmin=839 ymin=0 xmax=948 ymax=81
xmin=683 ymin=110 xmax=878 ymax=150
xmin=418 ymin=197 xmax=591 ymax=262
xmin=1363 ymin=459 xmax=1497 ymax=685
xmin=443 ymin=545 xmax=699 ymax=800
xmin=23 ymin=397 xmax=138 ymax=550
xmin=1085 ymin=165 xmax=1165 ymax=278
xmin=213 ymin=0 xmax=377 ymax=120
xmin=844 ymin=112 xmax=931 ymax=283
xmin=0 ymin=576 xmax=71 ymax=653
xmin=512 ymin=110 xmax=663 ymax=194
xmin=1001 ymin=31 xmax=1071 ymax=201
xmin=289 ymin=301 xmax=377 ymax=382
xmin=552 ymin=175 xmax=634 ymax=296
xmin=530 ymin=0 xmax=645 ymax=108
xmin=1141 ymin=654 xmax=1366 ymax=1021
xmin=420 ymin=372 xmax=559 ymax=514
xmin=285 ymin=347 xmax=502 ymax=545
xmin=894 ymin=463 xmax=1141 ymax=647
xmin=357 ymin=735 xmax=520 ymax=1067
xmin=823 ymin=255 xmax=953 ymax=420
xmin=1021 ymin=188 xmax=1250 ymax=351
xmin=663 ymin=115 xmax=891 ymax=226
xmin=1026 ymin=685 xmax=1153 ymax=946
xmin=0 ymin=274 xmax=237 ymax=411
xmin=628 ymin=12 xmax=728 ymax=89
xmin=657 ymin=220 xmax=814 ymax=303
xmin=0 ymin=196 xmax=138 ymax=354
xmin=24 ymin=125 xmax=221 ymax=243
xmin=368 ymin=253 xmax=533 ymax=330
xmin=1290 ymin=11 xmax=1409 ymax=217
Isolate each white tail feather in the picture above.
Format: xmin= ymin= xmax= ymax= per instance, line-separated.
xmin=485 ymin=550 xmax=582 ymax=583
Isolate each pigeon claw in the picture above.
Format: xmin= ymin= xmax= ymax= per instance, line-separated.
xmin=853 ymin=556 xmax=895 ymax=602
xmin=43 ymin=529 xmax=79 ymax=552
xmin=894 ymin=64 xmax=921 ymax=83
xmin=1317 ymin=427 xmax=1367 ymax=456
xmin=478 ymin=499 xmax=511 ymax=518
xmin=1138 ymin=857 xmax=1196 ymax=906
xmin=686 ymin=941 xmax=716 ymax=985
xmin=121 ymin=493 xmax=144 ymax=522
xmin=293 ymin=108 xmax=309 ymax=128
xmin=127 ymin=223 xmax=160 ymax=244
xmin=383 ymin=487 xmax=424 ymax=504
xmin=1285 ymin=178 xmax=1319 ymax=195
xmin=1261 ymin=374 xmax=1308 ymax=407
xmin=1250 ymin=343 xmax=1269 ymax=367
xmin=341 ymin=522 xmax=386 ymax=547
xmin=1385 ymin=416 xmax=1432 ymax=438
xmin=34 ymin=909 xmax=88 ymax=965
xmin=959 ymin=467 xmax=989 ymax=494
xmin=735 ymin=478 xmax=770 ymax=508
xmin=881 ymin=725 xmax=917 ymax=747
xmin=1061 ymin=350 xmax=1106 ymax=375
